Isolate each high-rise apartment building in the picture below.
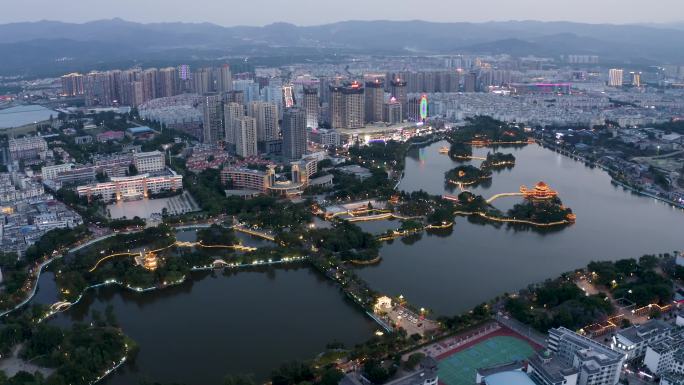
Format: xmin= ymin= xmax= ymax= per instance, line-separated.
xmin=631 ymin=71 xmax=642 ymax=87
xmin=215 ymin=64 xmax=233 ymax=93
xmin=406 ymin=97 xmax=422 ymax=121
xmin=608 ymin=69 xmax=624 ymax=87
xmin=84 ymin=71 xmax=114 ymax=107
xmin=437 ymin=71 xmax=460 ymax=92
xmin=225 ymin=90 xmax=245 ymax=106
xmin=201 ymin=92 xmax=223 ymax=144
xmin=282 ymin=84 xmax=296 ymax=109
xmin=383 ymin=98 xmax=402 ymax=124
xmin=61 ymin=73 xmax=84 ymax=96
xmin=329 ymin=81 xmax=365 ymax=129
xmin=223 ymin=102 xmax=244 ymax=152
xmin=302 ymin=86 xmax=319 ymax=129
xmin=141 ymin=68 xmax=158 ymax=102
xmin=464 ymin=72 xmax=478 ymax=92
xmin=389 ymin=79 xmax=408 ymax=118
xmin=365 ymin=79 xmax=385 ymax=123
xmin=282 ymin=107 xmax=307 ymax=161
xmin=177 ymin=64 xmax=192 ymax=93
xmin=194 ymin=68 xmax=213 ymax=95
xmin=158 ymin=67 xmax=178 ymax=98
xmin=233 ymin=116 xmax=258 ymax=158
xmin=247 ymin=101 xmax=279 ymax=143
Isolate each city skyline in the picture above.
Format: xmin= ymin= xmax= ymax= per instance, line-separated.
xmin=2 ymin=0 xmax=684 ymax=26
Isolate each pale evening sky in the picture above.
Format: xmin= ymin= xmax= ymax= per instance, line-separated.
xmin=1 ymin=0 xmax=680 ymax=26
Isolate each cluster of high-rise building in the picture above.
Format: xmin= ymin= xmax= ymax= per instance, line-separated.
xmin=385 ymin=70 xmax=461 ymax=94
xmin=607 ymin=68 xmax=644 ymax=88
xmin=61 ymin=64 xmax=232 ymax=107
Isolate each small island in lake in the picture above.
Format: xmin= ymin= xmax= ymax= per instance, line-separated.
xmin=480 ymin=152 xmax=516 ymax=170
xmin=445 ymin=165 xmax=492 ymax=186
xmin=507 ymin=196 xmax=576 ymax=224
xmin=508 ymin=182 xmax=576 ymax=224
xmin=447 ymin=142 xmax=473 ymax=160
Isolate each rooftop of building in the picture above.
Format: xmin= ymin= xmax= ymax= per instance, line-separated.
xmin=222 ymin=167 xmax=268 ymax=176
xmin=335 ymin=122 xmax=414 ymax=135
xmin=382 ymin=357 xmax=438 ymax=385
xmin=484 ymin=371 xmax=536 ymax=385
xmin=133 ymin=150 xmax=163 ymax=158
xmin=662 ymin=371 xmax=684 ymax=384
xmin=127 ymin=126 xmax=155 ymax=134
xmin=337 ymin=165 xmax=372 ymax=174
xmin=646 ymin=329 xmax=684 ymax=355
xmin=550 ymin=327 xmax=624 ymax=365
xmin=616 ymin=319 xmax=672 ymax=344
xmin=477 ymin=361 xmax=525 ymax=377
xmin=0 ymin=105 xmax=58 ymax=129
xmin=530 ymin=351 xmax=578 ymax=382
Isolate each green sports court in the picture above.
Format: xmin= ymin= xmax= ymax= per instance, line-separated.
xmin=437 ymin=335 xmax=536 ymax=385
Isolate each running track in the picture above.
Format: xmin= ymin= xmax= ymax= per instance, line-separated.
xmin=436 ymin=322 xmax=543 ymax=361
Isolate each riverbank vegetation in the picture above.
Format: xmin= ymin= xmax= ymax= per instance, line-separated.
xmin=505 ymin=278 xmax=613 ymax=332
xmin=448 ymin=116 xmax=529 ymax=145
xmin=505 ymin=254 xmax=674 ymax=333
xmin=0 ymin=226 xmax=90 ymax=313
xmin=0 ymin=306 xmax=129 ymax=385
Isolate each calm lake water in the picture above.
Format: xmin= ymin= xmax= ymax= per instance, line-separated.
xmin=0 ymin=105 xmax=58 ymax=129
xmin=355 ymin=141 xmax=684 ymax=316
xmin=43 ymin=268 xmax=376 ymax=385
xmin=26 ymin=140 xmax=684 ymax=384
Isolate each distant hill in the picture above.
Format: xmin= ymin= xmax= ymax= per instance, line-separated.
xmin=1 ymin=19 xmax=683 ymax=76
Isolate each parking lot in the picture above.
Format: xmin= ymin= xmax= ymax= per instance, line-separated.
xmin=384 ymin=305 xmax=439 ymax=337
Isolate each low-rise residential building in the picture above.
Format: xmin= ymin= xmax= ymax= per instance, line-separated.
xmin=96 ymin=130 xmax=125 ymax=142
xmin=309 ymin=128 xmax=341 ymax=147
xmin=545 ymin=327 xmax=625 ymax=385
xmin=133 ymin=150 xmax=166 ymax=173
xmin=8 ymin=136 xmax=48 ymax=161
xmin=337 ymin=164 xmax=373 ymax=180
xmin=74 ymin=135 xmax=93 ymax=144
xmin=0 ymin=173 xmax=44 ymax=204
xmin=220 ymin=167 xmax=272 ymax=194
xmin=611 ymin=319 xmax=673 ymax=359
xmin=221 ymin=160 xmax=322 ymax=199
xmin=76 ymin=172 xmax=183 ymax=201
xmin=0 ymin=172 xmax=82 ymax=254
xmin=41 ymin=163 xmax=74 ymax=181
xmin=528 ymin=350 xmax=580 ymax=385
xmin=644 ymin=329 xmax=684 ymax=377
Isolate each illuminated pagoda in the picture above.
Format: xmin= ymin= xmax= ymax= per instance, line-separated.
xmin=520 ymin=181 xmax=558 ymax=200
xmin=139 ymin=250 xmax=159 ymax=271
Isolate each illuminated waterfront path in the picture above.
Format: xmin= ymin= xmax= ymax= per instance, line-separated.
xmin=485 ymin=192 xmax=524 ymax=204
xmin=230 ymin=225 xmax=276 ymax=241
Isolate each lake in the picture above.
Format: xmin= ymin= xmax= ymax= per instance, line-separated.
xmin=41 ymin=268 xmax=376 ymax=385
xmin=355 ymin=141 xmax=684 ymax=316
xmin=25 ymin=140 xmax=684 ymax=384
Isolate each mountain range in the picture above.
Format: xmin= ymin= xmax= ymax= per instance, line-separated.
xmin=1 ymin=18 xmax=684 ymax=77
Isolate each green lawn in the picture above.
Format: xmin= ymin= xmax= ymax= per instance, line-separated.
xmin=438 ymin=335 xmax=535 ymax=385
